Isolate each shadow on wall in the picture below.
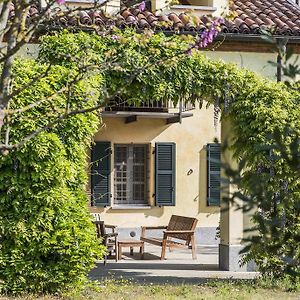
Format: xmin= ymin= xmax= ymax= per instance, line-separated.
xmin=95 ymin=117 xmax=170 ymax=143
xmin=198 ymin=146 xmax=220 ymax=214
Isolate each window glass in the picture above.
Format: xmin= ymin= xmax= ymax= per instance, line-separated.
xmin=114 ymin=144 xmax=148 ymax=205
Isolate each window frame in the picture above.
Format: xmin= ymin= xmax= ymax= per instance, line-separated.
xmin=113 ymin=143 xmax=150 ymax=207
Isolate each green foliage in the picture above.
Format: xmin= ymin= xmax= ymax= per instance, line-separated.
xmin=32 ymin=29 xmax=300 ymax=279
xmin=1 ymin=28 xmax=299 ymax=292
xmin=41 ymin=29 xmax=299 ymax=278
xmin=0 ymin=60 xmax=105 ymax=294
xmin=225 ymin=58 xmax=300 ymax=277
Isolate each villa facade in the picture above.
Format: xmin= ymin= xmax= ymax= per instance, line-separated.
xmin=16 ymin=0 xmax=300 ymax=270
xmin=86 ymin=0 xmax=300 ymax=271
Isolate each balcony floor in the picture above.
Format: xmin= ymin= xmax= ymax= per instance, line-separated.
xmin=102 ymin=111 xmax=194 ymax=124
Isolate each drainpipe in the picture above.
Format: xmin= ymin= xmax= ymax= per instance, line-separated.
xmin=179 ymin=99 xmax=183 ymax=124
xmin=277 ymin=53 xmax=282 ymax=83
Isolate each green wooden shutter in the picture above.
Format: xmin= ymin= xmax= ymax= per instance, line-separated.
xmin=91 ymin=141 xmax=111 ymax=206
xmin=207 ymin=143 xmax=221 ymax=206
xmin=155 ymin=143 xmax=176 ymax=206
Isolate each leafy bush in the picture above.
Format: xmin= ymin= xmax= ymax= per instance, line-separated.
xmin=0 ymin=60 xmax=105 ymax=294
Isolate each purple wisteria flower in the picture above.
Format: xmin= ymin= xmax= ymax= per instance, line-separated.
xmin=56 ymin=0 xmax=65 ymax=4
xmin=138 ymin=1 xmax=146 ymax=12
xmin=185 ymin=17 xmax=224 ymax=54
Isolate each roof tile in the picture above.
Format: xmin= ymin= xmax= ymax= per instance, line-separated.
xmin=7 ymin=0 xmax=300 ymax=37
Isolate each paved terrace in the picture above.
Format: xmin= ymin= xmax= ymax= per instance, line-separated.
xmin=89 ymin=244 xmax=258 ymax=284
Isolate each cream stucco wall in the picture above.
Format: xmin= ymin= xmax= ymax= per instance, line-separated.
xmin=153 ymin=0 xmax=228 ymax=16
xmin=89 ymin=51 xmax=279 ymax=228
xmin=206 ymin=51 xmax=278 ymax=80
xmin=90 ymin=106 xmax=221 ymax=228
xmin=17 ymin=43 xmax=280 ymax=231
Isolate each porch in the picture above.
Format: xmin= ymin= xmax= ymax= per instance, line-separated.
xmin=89 ymin=244 xmax=258 ymax=284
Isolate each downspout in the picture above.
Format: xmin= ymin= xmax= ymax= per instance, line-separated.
xmin=276 ymin=37 xmax=287 ymax=83
xmin=179 ymin=99 xmax=182 ymax=124
xmin=277 ymin=53 xmax=282 ymax=83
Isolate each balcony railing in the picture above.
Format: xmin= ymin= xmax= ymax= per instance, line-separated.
xmin=104 ymin=98 xmax=195 ymax=113
xmin=103 ymin=98 xmax=195 ymax=124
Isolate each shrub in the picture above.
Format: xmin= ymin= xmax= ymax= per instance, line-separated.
xmin=0 ymin=60 xmax=105 ymax=294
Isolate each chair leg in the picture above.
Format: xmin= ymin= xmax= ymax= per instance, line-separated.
xmin=140 ymin=243 xmax=144 ymax=259
xmin=161 ymin=240 xmax=167 ymax=260
xmin=115 ymin=239 xmax=118 ymax=262
xmin=190 ymin=235 xmax=197 ymax=260
xmin=118 ymin=244 xmax=122 ymax=260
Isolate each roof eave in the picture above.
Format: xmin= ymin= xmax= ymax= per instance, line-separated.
xmin=218 ymin=33 xmax=300 ymax=44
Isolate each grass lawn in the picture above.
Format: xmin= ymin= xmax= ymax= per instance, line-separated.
xmin=1 ymin=279 xmax=299 ymax=300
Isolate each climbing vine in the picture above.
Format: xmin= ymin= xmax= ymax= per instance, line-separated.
xmin=41 ymin=29 xmax=300 ymax=278
xmin=1 ymin=28 xmax=299 ymax=294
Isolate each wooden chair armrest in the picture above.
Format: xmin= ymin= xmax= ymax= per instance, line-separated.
xmin=105 ymin=224 xmax=117 ymax=229
xmin=141 ymin=226 xmax=167 ymax=230
xmin=141 ymin=226 xmax=167 ymax=238
xmin=104 ymin=232 xmax=118 ymax=238
xmin=163 ymin=230 xmax=195 ymax=234
xmin=104 ymin=224 xmax=117 ymax=233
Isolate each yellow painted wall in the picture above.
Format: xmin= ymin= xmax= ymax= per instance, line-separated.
xmin=89 ymin=51 xmax=280 ymax=228
xmin=18 ymin=44 xmax=280 ymax=230
xmin=90 ymin=106 xmax=221 ymax=228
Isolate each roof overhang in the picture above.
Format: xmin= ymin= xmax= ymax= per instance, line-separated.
xmin=102 ymin=110 xmax=193 ymax=124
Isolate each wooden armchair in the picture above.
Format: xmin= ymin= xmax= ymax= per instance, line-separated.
xmin=94 ymin=220 xmax=118 ymax=264
xmin=140 ymin=215 xmax=198 ymax=260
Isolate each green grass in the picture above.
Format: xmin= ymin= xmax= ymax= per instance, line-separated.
xmin=1 ymin=278 xmax=299 ymax=300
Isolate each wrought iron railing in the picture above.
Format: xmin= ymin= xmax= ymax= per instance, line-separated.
xmin=104 ymin=98 xmax=195 ymax=113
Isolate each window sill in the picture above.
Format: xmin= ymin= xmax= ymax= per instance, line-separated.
xmin=65 ymin=0 xmax=106 ymax=3
xmin=170 ymin=5 xmax=217 ymax=11
xmin=110 ymin=205 xmax=152 ymax=210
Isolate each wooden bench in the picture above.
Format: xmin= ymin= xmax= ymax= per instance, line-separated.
xmin=140 ymin=215 xmax=198 ymax=260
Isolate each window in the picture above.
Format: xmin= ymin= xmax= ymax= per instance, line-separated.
xmin=177 ymin=0 xmax=213 ymax=6
xmin=114 ymin=144 xmax=148 ymax=205
xmin=91 ymin=141 xmax=176 ymax=207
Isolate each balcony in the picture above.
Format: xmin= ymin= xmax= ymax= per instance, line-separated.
xmin=102 ymin=98 xmax=195 ymax=124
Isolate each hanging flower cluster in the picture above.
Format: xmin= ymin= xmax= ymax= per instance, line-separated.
xmin=198 ymin=17 xmax=224 ymax=48
xmin=186 ymin=17 xmax=224 ymax=55
xmin=138 ymin=1 xmax=146 ymax=11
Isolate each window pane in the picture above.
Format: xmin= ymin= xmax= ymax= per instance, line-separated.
xmin=114 ymin=144 xmax=148 ymax=205
xmin=114 ymin=146 xmax=128 ymax=204
xmin=132 ymin=146 xmax=147 ymax=204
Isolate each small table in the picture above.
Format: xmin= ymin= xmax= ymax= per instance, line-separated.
xmin=118 ymin=240 xmax=144 ymax=260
